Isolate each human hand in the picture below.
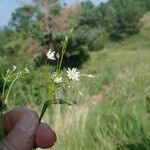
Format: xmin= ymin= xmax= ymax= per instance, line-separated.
xmin=0 ymin=108 xmax=56 ymax=150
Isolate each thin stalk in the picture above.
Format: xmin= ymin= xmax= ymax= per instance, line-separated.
xmin=33 ymin=101 xmax=52 ymax=150
xmin=5 ymin=72 xmax=27 ymax=103
xmin=58 ymin=43 xmax=67 ymax=72
xmin=58 ymin=29 xmax=73 ymax=72
xmin=39 ymin=101 xmax=49 ymax=122
xmin=2 ymin=69 xmax=18 ymax=100
xmin=56 ymin=55 xmax=60 ymax=73
xmin=1 ymin=80 xmax=6 ymax=99
xmin=5 ymin=73 xmax=20 ymax=103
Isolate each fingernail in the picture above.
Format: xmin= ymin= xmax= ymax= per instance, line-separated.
xmin=16 ymin=113 xmax=37 ymax=132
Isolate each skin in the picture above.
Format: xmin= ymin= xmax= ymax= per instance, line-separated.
xmin=0 ymin=108 xmax=57 ymax=150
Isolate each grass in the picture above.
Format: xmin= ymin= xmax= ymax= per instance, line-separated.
xmin=49 ymin=12 xmax=150 ymax=150
xmin=50 ymin=57 xmax=150 ymax=150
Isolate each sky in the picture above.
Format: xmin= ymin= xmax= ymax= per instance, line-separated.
xmin=0 ymin=0 xmax=106 ymax=27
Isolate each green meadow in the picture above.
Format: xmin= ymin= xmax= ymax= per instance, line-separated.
xmin=39 ymin=12 xmax=150 ymax=150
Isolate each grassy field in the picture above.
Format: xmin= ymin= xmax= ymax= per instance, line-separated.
xmin=0 ymin=12 xmax=150 ymax=150
xmin=46 ymin=12 xmax=150 ymax=150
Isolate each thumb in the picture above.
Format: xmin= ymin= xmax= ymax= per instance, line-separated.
xmin=0 ymin=110 xmax=38 ymax=150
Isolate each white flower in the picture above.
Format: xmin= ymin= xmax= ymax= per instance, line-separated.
xmin=46 ymin=49 xmax=55 ymax=60
xmin=54 ymin=76 xmax=63 ymax=84
xmin=67 ymin=68 xmax=80 ymax=81
xmin=24 ymin=67 xmax=30 ymax=73
xmin=13 ymin=65 xmax=17 ymax=71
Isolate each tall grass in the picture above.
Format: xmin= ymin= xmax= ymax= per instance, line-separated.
xmin=50 ymin=12 xmax=150 ymax=150
xmin=51 ymin=48 xmax=150 ymax=150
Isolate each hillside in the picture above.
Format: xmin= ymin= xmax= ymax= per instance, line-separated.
xmin=0 ymin=5 xmax=150 ymax=150
xmin=45 ymin=12 xmax=150 ymax=150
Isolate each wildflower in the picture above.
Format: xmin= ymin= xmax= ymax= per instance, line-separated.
xmin=13 ymin=65 xmax=17 ymax=71
xmin=54 ymin=76 xmax=63 ymax=84
xmin=24 ymin=67 xmax=30 ymax=73
xmin=46 ymin=49 xmax=56 ymax=60
xmin=67 ymin=68 xmax=80 ymax=81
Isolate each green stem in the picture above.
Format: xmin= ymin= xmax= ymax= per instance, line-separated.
xmin=33 ymin=100 xmax=51 ymax=150
xmin=39 ymin=101 xmax=49 ymax=122
xmin=57 ymin=29 xmax=73 ymax=73
xmin=33 ymin=101 xmax=51 ymax=150
xmin=5 ymin=75 xmax=18 ymax=103
xmin=5 ymin=72 xmax=26 ymax=103
xmin=58 ymin=44 xmax=67 ymax=72
xmin=2 ymin=80 xmax=6 ymax=99
xmin=2 ymin=69 xmax=18 ymax=99
xmin=56 ymin=53 xmax=60 ymax=73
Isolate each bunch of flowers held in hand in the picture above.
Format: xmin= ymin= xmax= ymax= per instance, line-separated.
xmin=40 ymin=29 xmax=81 ymax=121
xmin=40 ymin=29 xmax=94 ymax=121
xmin=0 ymin=29 xmax=94 ymax=143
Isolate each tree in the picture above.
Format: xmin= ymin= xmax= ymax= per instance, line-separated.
xmin=109 ymin=0 xmax=143 ymax=40
xmin=33 ymin=0 xmax=62 ymax=33
xmin=9 ymin=4 xmax=37 ymax=34
xmin=0 ymin=27 xmax=15 ymax=55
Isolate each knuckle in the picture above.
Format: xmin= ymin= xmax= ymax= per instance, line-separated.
xmin=24 ymin=109 xmax=38 ymax=119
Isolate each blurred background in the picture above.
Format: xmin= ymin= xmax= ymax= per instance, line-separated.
xmin=0 ymin=0 xmax=150 ymax=149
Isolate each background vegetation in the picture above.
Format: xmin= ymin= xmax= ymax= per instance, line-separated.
xmin=0 ymin=0 xmax=150 ymax=149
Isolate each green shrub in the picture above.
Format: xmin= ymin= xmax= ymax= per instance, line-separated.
xmin=109 ymin=0 xmax=143 ymax=40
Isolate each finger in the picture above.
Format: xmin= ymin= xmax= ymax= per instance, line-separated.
xmin=2 ymin=108 xmax=57 ymax=149
xmin=36 ymin=123 xmax=57 ymax=148
xmin=0 ymin=110 xmax=39 ymax=150
xmin=2 ymin=107 xmax=30 ymax=133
